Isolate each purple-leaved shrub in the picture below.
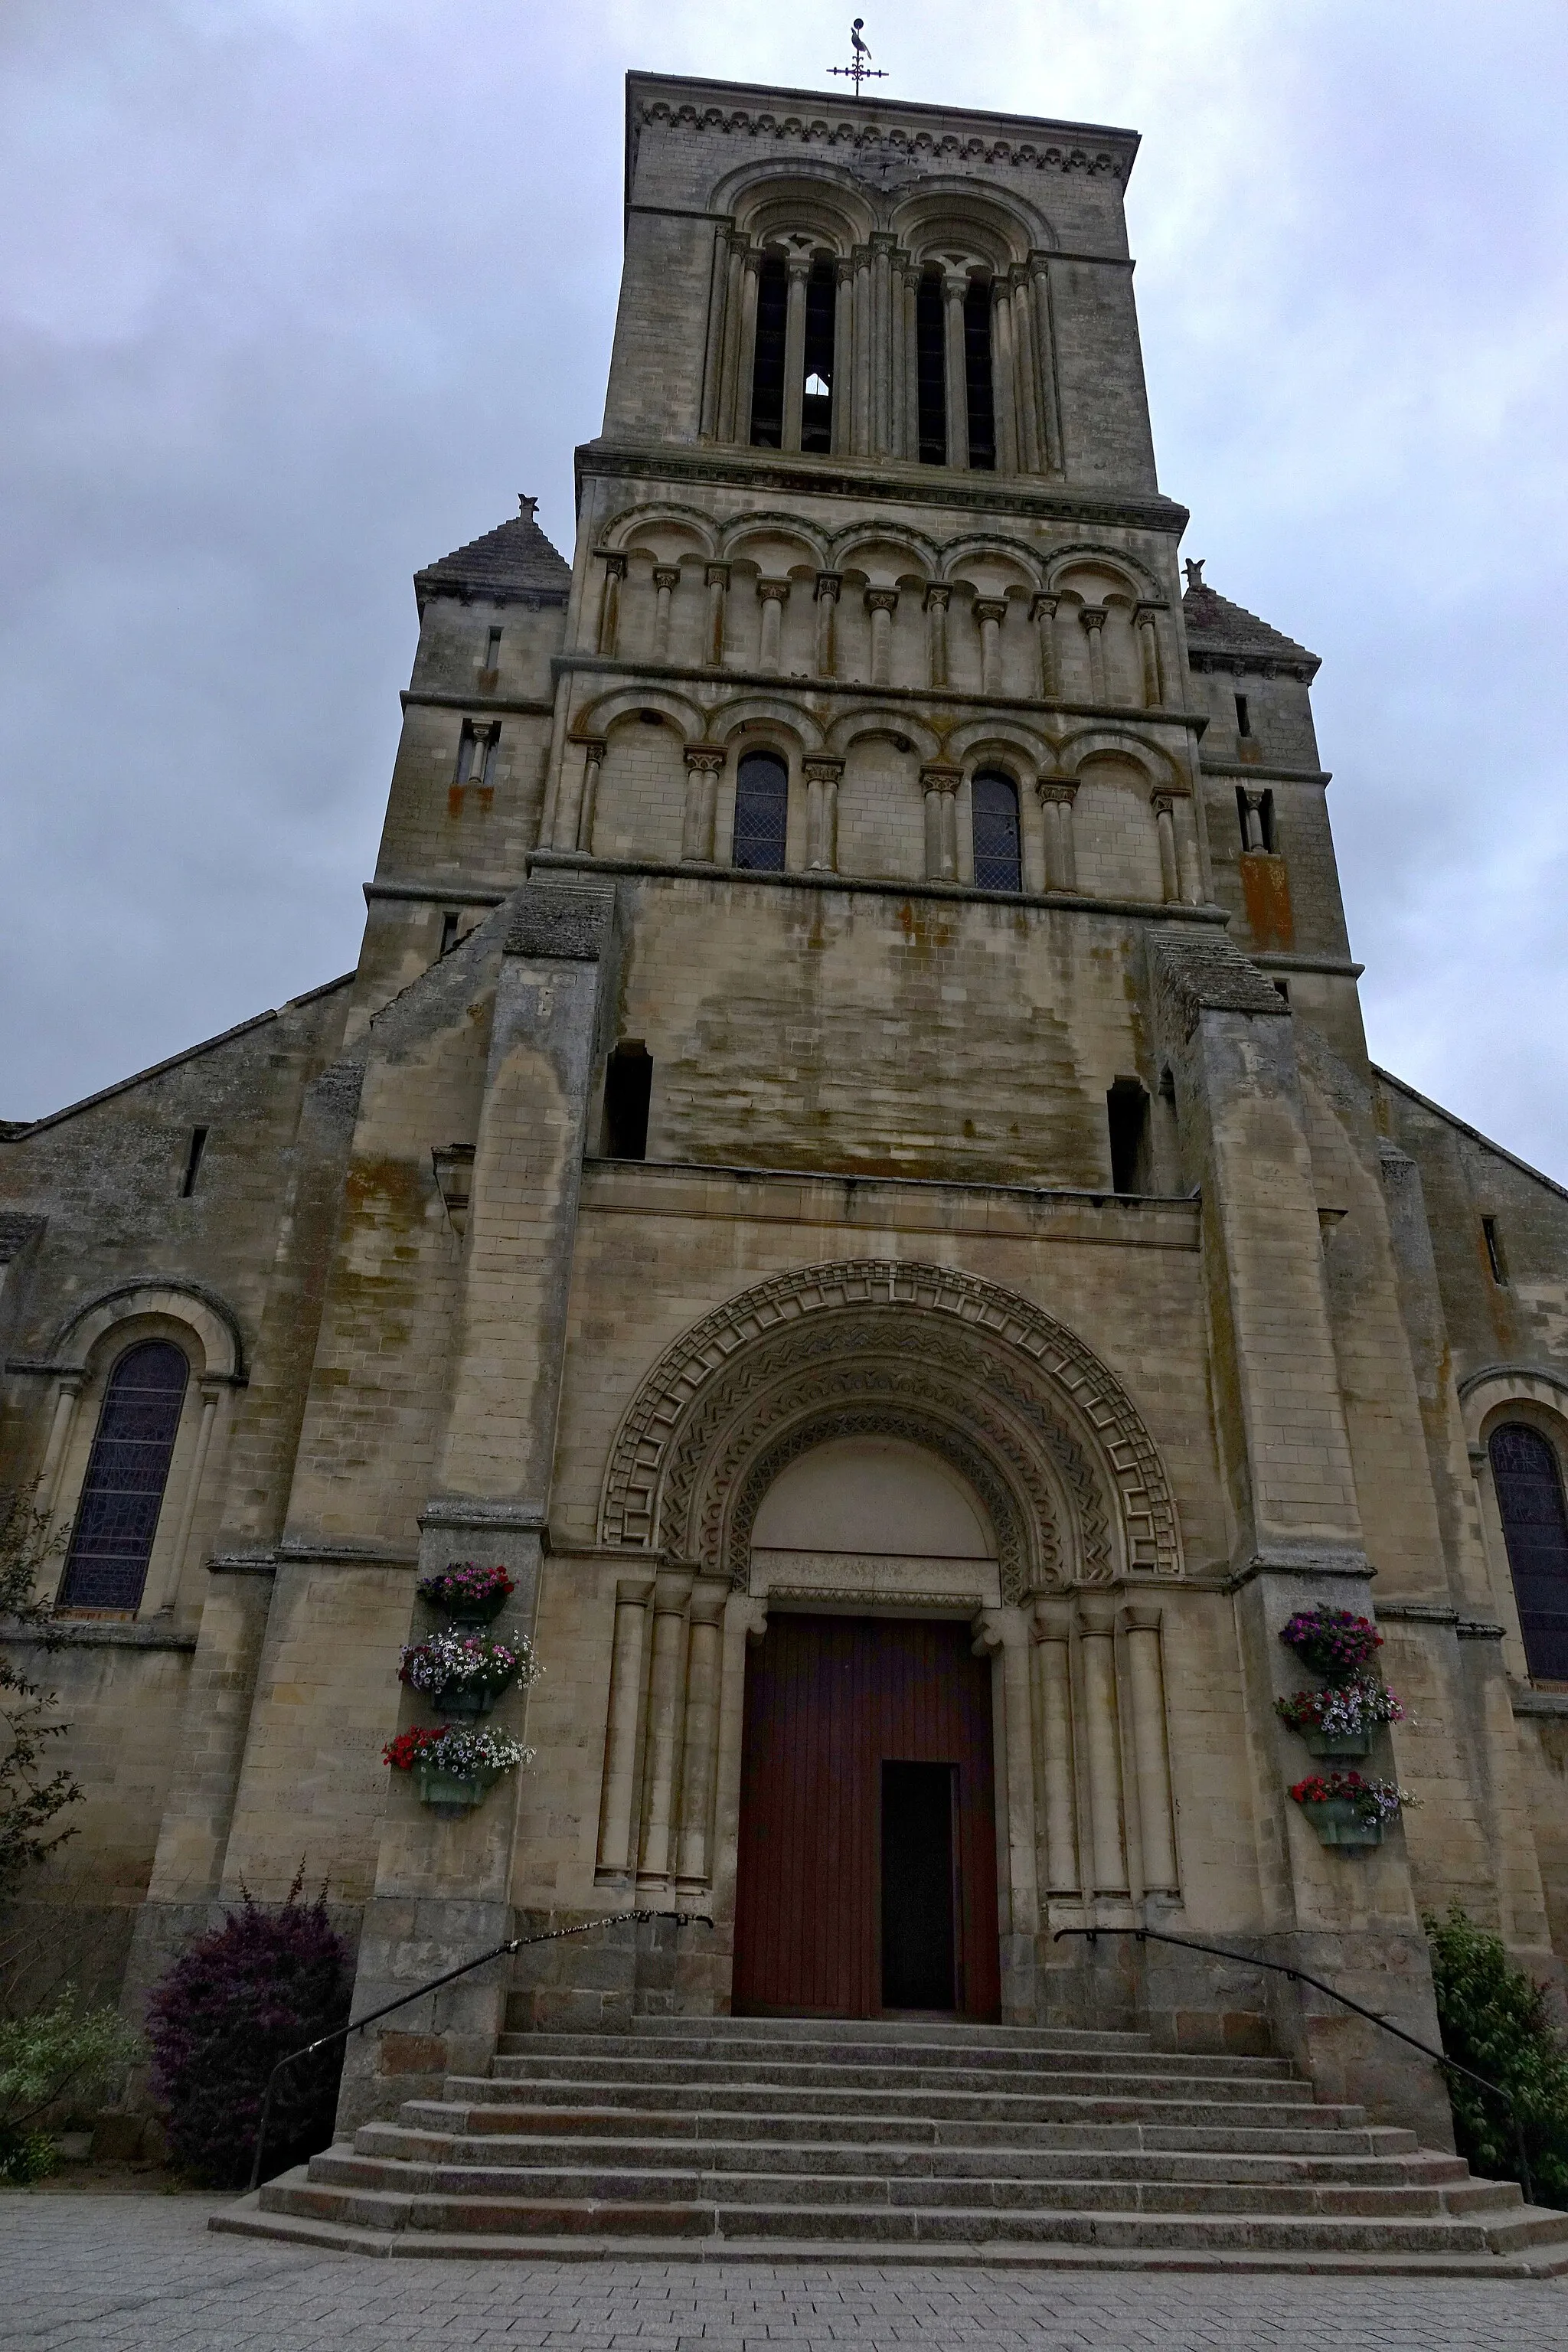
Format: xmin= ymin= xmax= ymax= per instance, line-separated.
xmin=146 ymin=1873 xmax=350 ymax=2187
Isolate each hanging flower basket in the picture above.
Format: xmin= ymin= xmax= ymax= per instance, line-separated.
xmin=416 ymin=1562 xmax=515 ymax=1625
xmin=398 ymin=1630 xmax=537 ymax=1718
xmin=1290 ymin=1770 xmax=1414 ymax=1851
xmin=1279 ymin=1606 xmax=1382 ymax=1686
xmin=384 ymin=1725 xmax=532 ymax=1817
xmin=1276 ymin=1675 xmax=1405 ymax=1761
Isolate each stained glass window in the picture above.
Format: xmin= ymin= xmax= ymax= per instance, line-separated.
xmin=1490 ymin=1422 xmax=1568 ymax=1680
xmin=972 ymin=770 xmax=1021 ymax=893
xmin=57 ymin=1342 xmax=188 ymax=1611
xmin=733 ymin=751 xmax=789 ymax=873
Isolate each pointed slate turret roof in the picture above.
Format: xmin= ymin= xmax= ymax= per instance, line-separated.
xmin=1181 ymin=565 xmax=1319 ymax=677
xmin=414 ymin=495 xmax=571 ymax=610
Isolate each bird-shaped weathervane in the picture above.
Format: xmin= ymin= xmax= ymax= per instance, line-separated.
xmin=828 ymin=18 xmax=887 ymax=96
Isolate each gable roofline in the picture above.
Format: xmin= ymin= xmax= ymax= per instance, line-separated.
xmin=3 ymin=972 xmax=355 ymax=1140
xmin=1374 ymin=1064 xmax=1568 ymax=1207
xmin=414 ymin=499 xmax=572 ymax=614
xmin=1181 ymin=578 xmax=1319 ymax=676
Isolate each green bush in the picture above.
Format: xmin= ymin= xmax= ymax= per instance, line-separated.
xmin=1424 ymin=1903 xmax=1568 ymax=2208
xmin=0 ymin=2126 xmax=57 ymax=2185
xmin=0 ymin=1991 xmax=139 ymax=2190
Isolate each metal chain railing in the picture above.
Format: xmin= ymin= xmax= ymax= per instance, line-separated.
xmin=1054 ymin=1922 xmax=1536 ymax=2205
xmin=247 ymin=1909 xmax=713 ymax=2193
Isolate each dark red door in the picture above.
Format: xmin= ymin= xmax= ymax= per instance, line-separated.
xmin=732 ymin=1614 xmax=1001 ymax=2019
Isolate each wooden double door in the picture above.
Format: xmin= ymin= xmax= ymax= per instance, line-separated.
xmin=733 ymin=1613 xmax=1001 ymax=2020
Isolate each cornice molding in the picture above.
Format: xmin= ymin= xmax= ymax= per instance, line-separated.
xmin=633 ymin=95 xmax=1135 ymax=182
xmin=576 ymin=439 xmax=1187 ymax=537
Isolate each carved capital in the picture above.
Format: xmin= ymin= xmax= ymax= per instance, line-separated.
xmin=973 ymin=598 xmax=1008 ymax=626
xmin=574 ymin=735 xmax=607 ymax=765
xmin=652 ymin=566 xmax=680 ymax=592
xmin=684 ymin=746 xmax=726 ymax=776
xmin=1133 ymin=600 xmax=1165 ymax=626
xmin=920 ymin=762 xmax=962 ymax=796
xmin=923 ymin=583 xmax=952 ymax=612
xmin=704 ymin=562 xmax=730 ymax=588
xmin=1032 ymin=1597 xmax=1076 ymax=1642
xmin=803 ymin=757 xmax=845 ymax=785
xmin=1031 ymin=592 xmax=1059 ymax=621
xmin=864 ymin=586 xmax=900 ymax=614
xmin=835 ymin=254 xmax=855 ymax=286
xmin=1078 ymin=603 xmax=1109 ymax=632
xmin=1037 ymin=777 xmax=1080 ymax=806
xmin=756 ymin=577 xmax=791 ymax=605
xmin=785 ymin=250 xmax=813 ymax=281
xmin=1151 ymin=791 xmax=1176 ymax=818
xmin=599 ymin=550 xmax=627 ymax=581
xmin=815 ymin=570 xmax=842 ymax=602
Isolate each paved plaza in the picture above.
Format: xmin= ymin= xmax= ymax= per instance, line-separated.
xmin=6 ymin=2195 xmax=1568 ymax=2352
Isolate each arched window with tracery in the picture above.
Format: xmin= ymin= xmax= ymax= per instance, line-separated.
xmin=732 ymin=750 xmax=789 ymax=872
xmin=1489 ymin=1421 xmax=1568 ymax=1677
xmin=972 ymin=771 xmax=1021 ymax=892
xmin=58 ymin=1341 xmax=189 ymax=1611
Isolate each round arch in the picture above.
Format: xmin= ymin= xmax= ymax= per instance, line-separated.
xmin=52 ymin=1279 xmax=245 ymax=1383
xmin=599 ymin=1259 xmax=1183 ymax=1598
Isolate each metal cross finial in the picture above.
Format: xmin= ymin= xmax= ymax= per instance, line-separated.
xmin=828 ymin=18 xmax=887 ymax=96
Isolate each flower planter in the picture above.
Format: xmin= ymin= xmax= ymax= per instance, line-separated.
xmin=431 ymin=1681 xmax=511 ymax=1719
xmin=1299 ymin=1798 xmax=1383 ymax=1850
xmin=436 ymin=1592 xmax=510 ymax=1628
xmin=414 ymin=1764 xmax=501 ymax=1817
xmin=1303 ymin=1728 xmax=1372 ymax=1761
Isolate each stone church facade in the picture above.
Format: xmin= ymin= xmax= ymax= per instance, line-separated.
xmin=5 ymin=71 xmax=1568 ymax=2147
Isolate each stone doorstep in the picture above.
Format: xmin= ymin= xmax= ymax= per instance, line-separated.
xmin=494 ymin=2032 xmax=1304 ymax=2081
xmin=455 ymin=2084 xmax=1354 ymax=2132
xmin=489 ymin=2055 xmax=1318 ymax=2099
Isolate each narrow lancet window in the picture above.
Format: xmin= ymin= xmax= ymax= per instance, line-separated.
xmin=964 ymin=279 xmax=997 ymax=470
xmin=733 ymin=750 xmax=789 ymax=872
xmin=1490 ymin=1423 xmax=1568 ymax=1678
xmin=179 ymin=1126 xmax=208 ymax=1198
xmin=971 ymin=771 xmax=1021 ymax=892
xmin=1107 ymin=1079 xmax=1153 ymax=1195
xmin=58 ymin=1341 xmax=189 ymax=1612
xmin=750 ymin=254 xmax=789 ymax=448
xmin=802 ymin=260 xmax=836 ymax=451
xmin=916 ymin=273 xmax=947 ymax=465
xmin=603 ymin=1042 xmax=653 ymax=1161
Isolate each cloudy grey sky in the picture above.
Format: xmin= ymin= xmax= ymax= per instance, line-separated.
xmin=4 ymin=1 xmax=1566 ymax=1169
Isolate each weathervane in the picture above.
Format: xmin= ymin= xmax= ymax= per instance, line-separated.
xmin=828 ymin=18 xmax=887 ymax=96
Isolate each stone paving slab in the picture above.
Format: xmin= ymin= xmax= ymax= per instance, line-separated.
xmin=7 ymin=2191 xmax=1568 ymax=2350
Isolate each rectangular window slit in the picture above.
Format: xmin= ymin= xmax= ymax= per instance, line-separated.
xmin=603 ymin=1042 xmax=653 ymax=1161
xmin=1236 ymin=692 xmax=1251 ymax=737
xmin=482 ymin=626 xmax=501 ymax=673
xmin=1483 ymin=1215 xmax=1508 ymax=1285
xmin=1107 ymin=1079 xmax=1152 ymax=1197
xmin=439 ymin=911 xmax=461 ymax=957
xmin=180 ymin=1126 xmax=209 ymax=1198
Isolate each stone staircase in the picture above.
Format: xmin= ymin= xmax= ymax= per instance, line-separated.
xmin=213 ymin=2014 xmax=1568 ymax=2272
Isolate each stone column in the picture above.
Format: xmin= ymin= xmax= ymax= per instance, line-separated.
xmin=716 ymin=234 xmax=746 ymax=443
xmin=596 ymin=1576 xmax=655 ymax=1880
xmin=681 ymin=747 xmax=724 ymax=863
xmin=699 ymin=224 xmax=728 ymax=442
xmin=596 ymin=551 xmax=626 ymax=658
xmin=1031 ymin=591 xmax=1060 ymax=699
xmin=925 ymin=584 xmax=951 ymax=688
xmin=813 ymin=573 xmax=841 ymax=678
xmin=865 ymin=586 xmax=898 ymax=686
xmin=1037 ymin=779 xmax=1079 ymax=890
xmin=921 ymin=763 xmax=961 ymax=881
xmin=851 ymin=245 xmax=874 ymax=455
xmin=37 ymin=1372 xmax=85 ymax=1524
xmin=735 ymin=247 xmax=762 ymax=443
xmin=975 ymin=1606 xmax=1040 ymax=2018
xmin=975 ymin=597 xmax=1007 ymax=696
xmin=901 ymin=266 xmax=920 ymax=457
xmin=1120 ymin=1603 xmax=1178 ymax=1894
xmin=803 ymin=756 xmax=843 ymax=872
xmin=157 ymin=1377 xmax=223 ymax=1610
xmin=1076 ymin=1599 xmax=1129 ymax=1897
xmin=1008 ymin=266 xmax=1040 ymax=472
xmin=704 ymin=563 xmax=730 ymax=666
xmin=1027 ymin=252 xmax=1064 ymax=474
xmin=651 ymin=566 xmax=678 ymax=664
xmin=1031 ymin=1600 xmax=1080 ymax=1896
xmin=781 ymin=253 xmax=810 ymax=454
xmin=558 ymin=737 xmax=601 ymax=853
xmin=756 ymin=577 xmax=789 ymax=674
xmin=676 ymin=1580 xmax=728 ymax=1888
xmin=831 ymin=258 xmax=854 ymax=455
xmin=638 ymin=1572 xmax=696 ymax=1886
xmin=942 ymin=272 xmax=970 ymax=469
xmin=1080 ymin=604 xmax=1109 ymax=702
xmin=871 ymin=234 xmax=894 ymax=453
xmin=1135 ymin=603 xmax=1167 ymax=706
xmin=991 ymin=279 xmax=1018 ymax=472
xmin=1153 ymin=790 xmax=1181 ymax=904
xmin=1239 ymin=789 xmax=1267 ymax=851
